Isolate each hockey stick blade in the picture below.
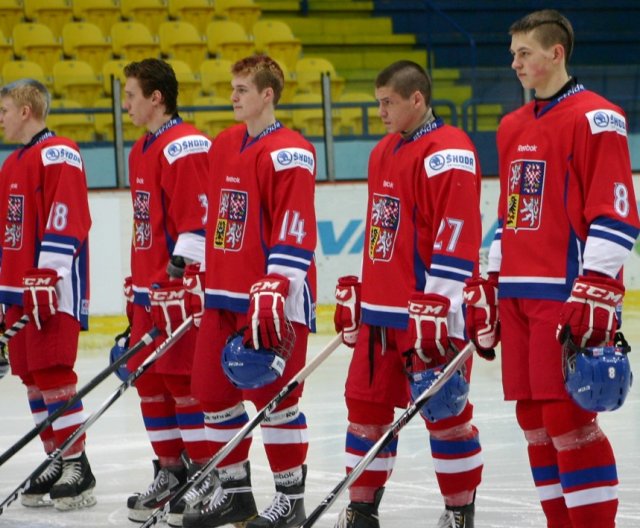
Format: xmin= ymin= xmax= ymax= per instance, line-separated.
xmin=302 ymin=341 xmax=475 ymax=528
xmin=0 ymin=317 xmax=192 ymax=515
xmin=0 ymin=324 xmax=160 ymax=468
xmin=140 ymin=333 xmax=344 ymax=528
xmin=0 ymin=315 xmax=30 ymax=346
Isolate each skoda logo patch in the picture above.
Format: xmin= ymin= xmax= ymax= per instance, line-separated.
xmin=593 ymin=111 xmax=609 ymax=128
xmin=429 ymin=154 xmax=445 ymax=171
xmin=168 ymin=143 xmax=182 ymax=156
xmin=277 ymin=150 xmax=293 ymax=165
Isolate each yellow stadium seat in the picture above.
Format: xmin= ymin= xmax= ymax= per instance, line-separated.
xmin=337 ymin=92 xmax=385 ymax=136
xmin=215 ymin=0 xmax=261 ymax=35
xmin=295 ymin=56 xmax=345 ymax=100
xmin=252 ymin=20 xmax=301 ymax=70
xmin=2 ymin=60 xmax=50 ymax=88
xmin=73 ymin=0 xmax=122 ymax=38
xmin=159 ymin=21 xmax=207 ymax=72
xmin=120 ymin=0 xmax=168 ymax=35
xmin=0 ymin=0 xmax=24 ymax=37
xmin=199 ymin=58 xmax=232 ymax=98
xmin=166 ymin=59 xmax=200 ymax=106
xmin=205 ymin=20 xmax=254 ymax=63
xmin=193 ymin=95 xmax=236 ymax=138
xmin=93 ymin=97 xmax=145 ymax=141
xmin=278 ymin=63 xmax=297 ymax=104
xmin=167 ymin=0 xmax=215 ymax=35
xmin=23 ymin=0 xmax=73 ymax=38
xmin=12 ymin=23 xmax=63 ymax=75
xmin=62 ymin=22 xmax=113 ymax=75
xmin=0 ymin=29 xmax=13 ymax=72
xmin=52 ymin=60 xmax=103 ymax=107
xmin=48 ymin=99 xmax=96 ymax=142
xmin=102 ymin=59 xmax=129 ymax=96
xmin=291 ymin=93 xmax=341 ymax=137
xmin=111 ymin=21 xmax=160 ymax=61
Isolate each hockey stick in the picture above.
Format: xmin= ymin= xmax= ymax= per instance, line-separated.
xmin=0 ymin=317 xmax=193 ymax=515
xmin=0 ymin=315 xmax=30 ymax=346
xmin=140 ymin=333 xmax=344 ymax=528
xmin=301 ymin=341 xmax=475 ymax=528
xmin=0 ymin=324 xmax=161 ymax=468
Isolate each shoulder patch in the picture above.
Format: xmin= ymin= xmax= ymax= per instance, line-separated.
xmin=163 ymin=134 xmax=212 ymax=164
xmin=424 ymin=148 xmax=476 ymax=178
xmin=270 ymin=148 xmax=315 ymax=175
xmin=41 ymin=145 xmax=83 ymax=170
xmin=585 ymin=109 xmax=627 ymax=137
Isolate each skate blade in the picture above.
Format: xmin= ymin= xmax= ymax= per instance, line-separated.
xmin=53 ymin=490 xmax=97 ymax=511
xmin=233 ymin=514 xmax=258 ymax=528
xmin=129 ymin=507 xmax=167 ymax=523
xmin=167 ymin=512 xmax=183 ymax=527
xmin=21 ymin=494 xmax=53 ymax=508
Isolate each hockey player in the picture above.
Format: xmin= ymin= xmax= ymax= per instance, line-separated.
xmin=122 ymin=58 xmax=212 ymax=526
xmin=0 ymin=79 xmax=95 ymax=510
xmin=464 ymin=10 xmax=640 ymax=528
xmin=182 ymin=55 xmax=317 ymax=528
xmin=333 ymin=61 xmax=483 ymax=528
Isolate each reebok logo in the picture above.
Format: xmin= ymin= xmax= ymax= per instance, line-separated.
xmin=517 ymin=144 xmax=538 ymax=152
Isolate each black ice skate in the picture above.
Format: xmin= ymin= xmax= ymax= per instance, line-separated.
xmin=334 ymin=488 xmax=384 ymax=528
xmin=128 ymin=459 xmax=187 ymax=522
xmin=182 ymin=461 xmax=257 ymax=528
xmin=49 ymin=451 xmax=97 ymax=511
xmin=246 ymin=465 xmax=307 ymax=528
xmin=168 ymin=462 xmax=220 ymax=528
xmin=21 ymin=457 xmax=62 ymax=508
xmin=436 ymin=502 xmax=475 ymax=528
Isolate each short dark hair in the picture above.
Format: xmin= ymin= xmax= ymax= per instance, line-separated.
xmin=124 ymin=58 xmax=178 ymax=115
xmin=232 ymin=55 xmax=285 ymax=105
xmin=510 ymin=9 xmax=574 ymax=63
xmin=375 ymin=60 xmax=431 ymax=105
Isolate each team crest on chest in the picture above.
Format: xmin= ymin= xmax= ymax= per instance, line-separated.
xmin=506 ymin=159 xmax=545 ymax=230
xmin=4 ymin=195 xmax=24 ymax=250
xmin=214 ymin=189 xmax=248 ymax=251
xmin=133 ymin=191 xmax=151 ymax=249
xmin=368 ymin=193 xmax=400 ymax=262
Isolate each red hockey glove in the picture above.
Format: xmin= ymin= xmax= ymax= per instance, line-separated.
xmin=183 ymin=263 xmax=205 ymax=328
xmin=244 ymin=274 xmax=290 ymax=350
xmin=23 ymin=268 xmax=60 ymax=330
xmin=463 ymin=275 xmax=499 ymax=360
xmin=123 ymin=276 xmax=134 ymax=325
xmin=408 ymin=292 xmax=451 ymax=364
xmin=557 ymin=275 xmax=624 ymax=347
xmin=149 ymin=281 xmax=189 ymax=336
xmin=333 ymin=275 xmax=361 ymax=347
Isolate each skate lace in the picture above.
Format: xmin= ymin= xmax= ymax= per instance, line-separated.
xmin=184 ymin=474 xmax=213 ymax=506
xmin=436 ymin=509 xmax=464 ymax=528
xmin=203 ymin=484 xmax=228 ymax=512
xmin=140 ymin=468 xmax=169 ymax=499
xmin=56 ymin=459 xmax=82 ymax=486
xmin=35 ymin=459 xmax=61 ymax=484
xmin=258 ymin=492 xmax=290 ymax=522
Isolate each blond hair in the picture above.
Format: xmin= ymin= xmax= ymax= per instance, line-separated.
xmin=0 ymin=79 xmax=50 ymax=120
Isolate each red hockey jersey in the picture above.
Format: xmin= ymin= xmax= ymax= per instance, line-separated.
xmin=361 ymin=118 xmax=482 ymax=336
xmin=129 ymin=118 xmax=210 ymax=305
xmin=205 ymin=122 xmax=317 ymax=330
xmin=489 ymin=86 xmax=640 ymax=300
xmin=0 ymin=131 xmax=91 ymax=328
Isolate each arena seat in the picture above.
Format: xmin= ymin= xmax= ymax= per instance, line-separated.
xmin=199 ymin=58 xmax=233 ymax=99
xmin=0 ymin=29 xmax=13 ymax=72
xmin=2 ymin=60 xmax=50 ymax=88
xmin=193 ymin=95 xmax=236 ymax=138
xmin=93 ymin=97 xmax=145 ymax=141
xmin=205 ymin=20 xmax=254 ymax=63
xmin=215 ymin=0 xmax=261 ymax=34
xmin=159 ymin=20 xmax=207 ymax=72
xmin=110 ymin=21 xmax=160 ymax=61
xmin=72 ymin=0 xmax=122 ymax=38
xmin=0 ymin=0 xmax=25 ymax=37
xmin=295 ymin=56 xmax=345 ymax=100
xmin=62 ymin=22 xmax=113 ymax=76
xmin=120 ymin=0 xmax=168 ymax=35
xmin=291 ymin=92 xmax=341 ymax=137
xmin=48 ymin=99 xmax=96 ymax=143
xmin=12 ymin=23 xmax=63 ymax=75
xmin=252 ymin=19 xmax=301 ymax=70
xmin=101 ymin=59 xmax=129 ymax=96
xmin=52 ymin=60 xmax=103 ymax=108
xmin=166 ymin=59 xmax=201 ymax=106
xmin=23 ymin=0 xmax=73 ymax=38
xmin=167 ymin=0 xmax=215 ymax=35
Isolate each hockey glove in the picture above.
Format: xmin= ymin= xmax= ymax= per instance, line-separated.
xmin=463 ymin=275 xmax=499 ymax=360
xmin=183 ymin=263 xmax=205 ymax=328
xmin=408 ymin=292 xmax=451 ymax=364
xmin=149 ymin=281 xmax=189 ymax=336
xmin=22 ymin=268 xmax=60 ymax=330
xmin=123 ymin=276 xmax=134 ymax=325
xmin=557 ymin=275 xmax=624 ymax=347
xmin=333 ymin=275 xmax=361 ymax=347
xmin=244 ymin=274 xmax=290 ymax=350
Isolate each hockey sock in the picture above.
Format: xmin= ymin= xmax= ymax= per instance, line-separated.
xmin=261 ymin=403 xmax=309 ymax=473
xmin=173 ymin=394 xmax=209 ymax=464
xmin=26 ymin=384 xmax=56 ymax=453
xmin=345 ymin=422 xmax=396 ymax=503
xmin=203 ymin=402 xmax=252 ymax=466
xmin=42 ymin=385 xmax=86 ymax=457
xmin=140 ymin=393 xmax=184 ymax=465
